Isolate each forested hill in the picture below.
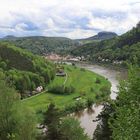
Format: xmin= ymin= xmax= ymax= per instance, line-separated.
xmin=79 ymin=31 xmax=118 ymax=41
xmin=1 ymin=36 xmax=78 ymax=55
xmin=71 ymin=22 xmax=140 ymax=66
xmin=0 ymin=42 xmax=55 ymax=98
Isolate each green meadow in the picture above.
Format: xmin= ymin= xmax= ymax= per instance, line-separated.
xmin=22 ymin=65 xmax=110 ymax=112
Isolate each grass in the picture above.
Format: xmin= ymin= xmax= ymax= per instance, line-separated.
xmin=22 ymin=64 xmax=110 ymax=115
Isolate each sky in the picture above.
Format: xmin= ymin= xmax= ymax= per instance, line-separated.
xmin=0 ymin=0 xmax=140 ymax=39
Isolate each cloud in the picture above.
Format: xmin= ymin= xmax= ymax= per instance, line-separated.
xmin=0 ymin=0 xmax=139 ymax=38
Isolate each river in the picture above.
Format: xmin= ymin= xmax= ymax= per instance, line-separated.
xmin=72 ymin=63 xmax=127 ymax=139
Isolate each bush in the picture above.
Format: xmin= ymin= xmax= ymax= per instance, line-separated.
xmin=80 ymin=68 xmax=85 ymax=72
xmin=95 ymin=94 xmax=100 ymax=100
xmin=64 ymin=100 xmax=86 ymax=113
xmin=66 ymin=67 xmax=72 ymax=72
xmin=100 ymin=86 xmax=110 ymax=95
xmin=48 ymin=85 xmax=75 ymax=95
xmin=65 ymin=85 xmax=75 ymax=94
xmin=86 ymin=98 xmax=94 ymax=108
xmin=95 ymin=77 xmax=101 ymax=84
xmin=90 ymin=87 xmax=95 ymax=92
xmin=74 ymin=101 xmax=86 ymax=112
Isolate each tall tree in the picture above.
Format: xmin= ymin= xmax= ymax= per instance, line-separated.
xmin=110 ymin=66 xmax=140 ymax=140
xmin=0 ymin=80 xmax=18 ymax=139
xmin=60 ymin=117 xmax=89 ymax=140
xmin=93 ymin=103 xmax=113 ymax=140
xmin=0 ymin=80 xmax=36 ymax=140
xmin=43 ymin=103 xmax=61 ymax=140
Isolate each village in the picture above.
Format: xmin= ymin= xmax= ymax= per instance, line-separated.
xmin=44 ymin=53 xmax=86 ymax=62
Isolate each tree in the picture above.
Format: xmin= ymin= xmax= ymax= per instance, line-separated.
xmin=15 ymin=107 xmax=36 ymax=140
xmin=43 ymin=104 xmax=90 ymax=140
xmin=43 ymin=103 xmax=61 ymax=140
xmin=109 ymin=65 xmax=140 ymax=140
xmin=60 ymin=117 xmax=90 ymax=140
xmin=0 ymin=80 xmax=19 ymax=139
xmin=93 ymin=103 xmax=113 ymax=140
xmin=93 ymin=65 xmax=140 ymax=140
xmin=0 ymin=80 xmax=36 ymax=140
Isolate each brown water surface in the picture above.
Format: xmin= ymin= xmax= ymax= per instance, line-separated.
xmin=72 ymin=63 xmax=127 ymax=138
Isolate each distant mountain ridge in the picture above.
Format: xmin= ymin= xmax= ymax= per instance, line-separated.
xmin=2 ymin=35 xmax=16 ymax=39
xmin=0 ymin=36 xmax=78 ymax=55
xmin=78 ymin=31 xmax=118 ymax=41
xmin=71 ymin=22 xmax=140 ymax=66
xmin=0 ymin=31 xmax=118 ymax=55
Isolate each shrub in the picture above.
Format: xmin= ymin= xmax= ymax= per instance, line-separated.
xmin=95 ymin=94 xmax=100 ymax=100
xmin=64 ymin=100 xmax=86 ymax=113
xmin=95 ymin=77 xmax=101 ymax=84
xmin=80 ymin=68 xmax=85 ymax=72
xmin=86 ymin=98 xmax=94 ymax=108
xmin=100 ymin=86 xmax=110 ymax=95
xmin=48 ymin=85 xmax=64 ymax=94
xmin=48 ymin=85 xmax=75 ymax=95
xmin=74 ymin=101 xmax=86 ymax=112
xmin=90 ymin=87 xmax=95 ymax=92
xmin=66 ymin=67 xmax=72 ymax=72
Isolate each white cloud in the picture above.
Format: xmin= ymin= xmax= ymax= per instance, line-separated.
xmin=0 ymin=0 xmax=140 ymax=38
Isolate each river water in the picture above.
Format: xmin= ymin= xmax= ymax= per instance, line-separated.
xmin=72 ymin=63 xmax=126 ymax=139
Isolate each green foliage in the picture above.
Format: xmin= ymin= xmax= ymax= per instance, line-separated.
xmin=0 ymin=43 xmax=55 ymax=97
xmin=22 ymin=65 xmax=111 ymax=112
xmin=43 ymin=103 xmax=61 ymax=126
xmin=86 ymin=97 xmax=94 ymax=108
xmin=100 ymin=86 xmax=111 ymax=95
xmin=43 ymin=103 xmax=62 ymax=140
xmin=43 ymin=103 xmax=89 ymax=140
xmin=95 ymin=77 xmax=101 ymax=84
xmin=48 ymin=85 xmax=75 ymax=95
xmin=60 ymin=117 xmax=90 ymax=140
xmin=80 ymin=68 xmax=86 ymax=71
xmin=109 ymin=66 xmax=140 ymax=140
xmin=0 ymin=80 xmax=36 ymax=140
xmin=0 ymin=80 xmax=19 ymax=139
xmin=15 ymin=107 xmax=37 ymax=140
xmin=1 ymin=36 xmax=77 ymax=55
xmin=64 ymin=100 xmax=86 ymax=113
xmin=71 ymin=22 xmax=140 ymax=66
xmin=93 ymin=65 xmax=140 ymax=140
xmin=93 ymin=103 xmax=114 ymax=140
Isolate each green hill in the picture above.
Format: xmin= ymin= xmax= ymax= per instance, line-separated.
xmin=0 ymin=42 xmax=55 ymax=98
xmin=71 ymin=22 xmax=140 ymax=66
xmin=1 ymin=36 xmax=78 ymax=55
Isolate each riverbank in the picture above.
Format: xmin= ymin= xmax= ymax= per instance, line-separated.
xmin=73 ymin=62 xmax=127 ymax=138
xmin=22 ymin=63 xmax=123 ymax=139
xmin=22 ymin=64 xmax=110 ymax=116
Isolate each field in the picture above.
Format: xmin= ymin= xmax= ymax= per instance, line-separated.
xmin=22 ymin=64 xmax=110 ymax=113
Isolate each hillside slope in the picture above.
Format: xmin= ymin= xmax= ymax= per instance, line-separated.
xmin=71 ymin=22 xmax=140 ymax=66
xmin=0 ymin=42 xmax=55 ymax=98
xmin=1 ymin=36 xmax=78 ymax=55
xmin=80 ymin=31 xmax=117 ymax=41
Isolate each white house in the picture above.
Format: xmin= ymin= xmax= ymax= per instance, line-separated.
xmin=36 ymin=86 xmax=43 ymax=92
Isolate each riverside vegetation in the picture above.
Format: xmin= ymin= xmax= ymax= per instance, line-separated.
xmin=0 ymin=22 xmax=140 ymax=140
xmin=23 ymin=64 xmax=111 ymax=120
xmin=0 ymin=42 xmax=111 ymax=140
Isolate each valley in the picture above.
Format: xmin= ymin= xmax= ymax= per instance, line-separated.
xmin=0 ymin=15 xmax=139 ymax=140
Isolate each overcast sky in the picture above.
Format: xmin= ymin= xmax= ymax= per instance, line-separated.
xmin=0 ymin=0 xmax=140 ymax=39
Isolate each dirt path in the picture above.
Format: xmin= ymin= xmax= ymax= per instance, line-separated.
xmin=21 ymin=90 xmax=48 ymax=102
xmin=63 ymin=72 xmax=68 ymax=85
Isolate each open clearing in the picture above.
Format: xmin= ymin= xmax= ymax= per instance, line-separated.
xmin=22 ymin=65 xmax=110 ymax=112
